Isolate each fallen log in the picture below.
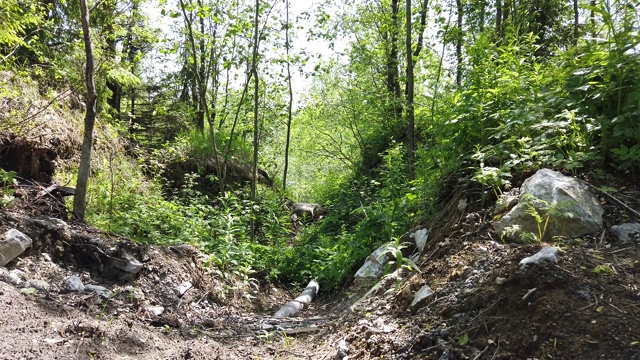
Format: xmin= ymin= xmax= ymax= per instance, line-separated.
xmin=273 ymin=280 xmax=319 ymax=318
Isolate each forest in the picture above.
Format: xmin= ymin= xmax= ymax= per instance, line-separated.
xmin=1 ymin=0 xmax=639 ymax=291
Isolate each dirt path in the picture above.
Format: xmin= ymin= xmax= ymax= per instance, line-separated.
xmin=1 ymin=182 xmax=640 ymax=360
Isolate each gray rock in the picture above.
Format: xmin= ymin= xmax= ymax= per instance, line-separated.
xmin=10 ymin=269 xmax=26 ymax=279
xmin=410 ymin=285 xmax=435 ymax=309
xmin=335 ymin=339 xmax=349 ymax=359
xmin=495 ymin=277 xmax=507 ymax=285
xmin=177 ymin=281 xmax=192 ymax=296
xmin=0 ymin=229 xmax=33 ymax=266
xmin=520 ymin=247 xmax=559 ymax=267
xmin=291 ymin=203 xmax=325 ymax=221
xmin=0 ymin=267 xmax=22 ymax=286
xmin=28 ymin=279 xmax=50 ymax=291
xmin=494 ymin=169 xmax=603 ymax=241
xmin=146 ymin=305 xmax=165 ymax=316
xmin=65 ymin=275 xmax=85 ymax=292
xmin=30 ymin=216 xmax=71 ymax=239
xmin=354 ymin=243 xmax=395 ymax=281
xmin=84 ymin=284 xmax=113 ymax=299
xmin=438 ymin=349 xmax=453 ymax=360
xmin=110 ymin=250 xmax=143 ymax=275
xmin=611 ymin=223 xmax=640 ymax=242
xmin=412 ymin=229 xmax=429 ymax=253
xmin=457 ymin=199 xmax=468 ymax=212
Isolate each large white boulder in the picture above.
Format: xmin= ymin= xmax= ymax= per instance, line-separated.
xmin=0 ymin=229 xmax=32 ymax=266
xmin=493 ymin=169 xmax=603 ymax=241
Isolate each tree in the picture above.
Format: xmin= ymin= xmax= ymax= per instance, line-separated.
xmin=406 ymin=0 xmax=415 ymax=176
xmin=73 ymin=0 xmax=98 ymax=220
xmin=282 ymin=0 xmax=293 ymax=192
xmin=250 ymin=0 xmax=260 ymax=238
xmin=178 ymin=0 xmax=224 ymax=191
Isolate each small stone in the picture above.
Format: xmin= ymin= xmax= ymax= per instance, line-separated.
xmin=611 ymin=223 xmax=640 ymax=243
xmin=177 ymin=281 xmax=192 ymax=296
xmin=65 ymin=275 xmax=85 ymax=292
xmin=84 ymin=284 xmax=113 ymax=299
xmin=520 ymin=247 xmax=558 ymax=267
xmin=41 ymin=253 xmax=52 ymax=262
xmin=335 ymin=339 xmax=349 ymax=359
xmin=495 ymin=277 xmax=507 ymax=285
xmin=410 ymin=285 xmax=435 ymax=309
xmin=29 ymin=279 xmax=50 ymax=291
xmin=413 ymin=229 xmax=429 ymax=252
xmin=9 ymin=272 xmax=23 ymax=286
xmin=146 ymin=305 xmax=165 ymax=316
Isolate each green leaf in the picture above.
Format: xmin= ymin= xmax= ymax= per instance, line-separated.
xmin=459 ymin=332 xmax=469 ymax=346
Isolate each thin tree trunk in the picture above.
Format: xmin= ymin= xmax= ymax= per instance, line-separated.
xmin=406 ymin=0 xmax=415 ymax=177
xmin=479 ymin=0 xmax=486 ymax=32
xmin=590 ymin=0 xmax=596 ymax=38
xmin=250 ymin=0 xmax=260 ymax=239
xmin=573 ymin=0 xmax=579 ymax=45
xmin=413 ymin=0 xmax=430 ymax=58
xmin=283 ymin=0 xmax=293 ymax=192
xmin=74 ymin=0 xmax=98 ymax=221
xmin=387 ymin=0 xmax=402 ymax=121
xmin=179 ymin=0 xmax=225 ymax=192
xmin=496 ymin=0 xmax=502 ymax=32
xmin=455 ymin=0 xmax=463 ymax=87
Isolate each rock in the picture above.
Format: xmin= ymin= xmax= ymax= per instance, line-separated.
xmin=110 ymin=250 xmax=143 ymax=275
xmin=611 ymin=223 xmax=640 ymax=242
xmin=493 ymin=169 xmax=603 ymax=241
xmin=494 ymin=192 xmax=519 ymax=215
xmin=30 ymin=216 xmax=71 ymax=240
xmin=520 ymin=247 xmax=559 ymax=267
xmin=291 ymin=203 xmax=325 ymax=222
xmin=28 ymin=279 xmax=50 ymax=291
xmin=335 ymin=339 xmax=349 ymax=359
xmin=84 ymin=284 xmax=113 ymax=299
xmin=0 ymin=229 xmax=33 ymax=266
xmin=410 ymin=285 xmax=435 ymax=310
xmin=350 ymin=270 xmax=401 ymax=312
xmin=40 ymin=253 xmax=52 ymax=262
xmin=65 ymin=275 xmax=85 ymax=292
xmin=412 ymin=229 xmax=429 ymax=253
xmin=495 ymin=277 xmax=507 ymax=285
xmin=124 ymin=286 xmax=145 ymax=301
xmin=146 ymin=305 xmax=165 ymax=316
xmin=457 ymin=199 xmax=468 ymax=212
xmin=354 ymin=243 xmax=394 ymax=281
xmin=177 ymin=281 xmax=192 ymax=296
xmin=438 ymin=349 xmax=454 ymax=360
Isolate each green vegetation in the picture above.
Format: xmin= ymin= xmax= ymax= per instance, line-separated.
xmin=1 ymin=0 xmax=638 ymax=290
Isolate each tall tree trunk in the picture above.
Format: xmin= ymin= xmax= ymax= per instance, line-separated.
xmin=387 ymin=0 xmax=402 ymax=121
xmin=496 ymin=0 xmax=502 ymax=32
xmin=590 ymin=0 xmax=596 ymax=38
xmin=74 ymin=0 xmax=98 ymax=220
xmin=479 ymin=0 xmax=486 ymax=32
xmin=573 ymin=0 xmax=579 ymax=45
xmin=413 ymin=0 xmax=430 ymax=58
xmin=455 ymin=0 xmax=463 ymax=87
xmin=196 ymin=0 xmax=206 ymax=133
xmin=250 ymin=0 xmax=260 ymax=239
xmin=406 ymin=0 xmax=415 ymax=177
xmin=283 ymin=0 xmax=293 ymax=192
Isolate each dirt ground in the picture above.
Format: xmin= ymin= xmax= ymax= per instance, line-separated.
xmin=1 ymin=130 xmax=640 ymax=359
